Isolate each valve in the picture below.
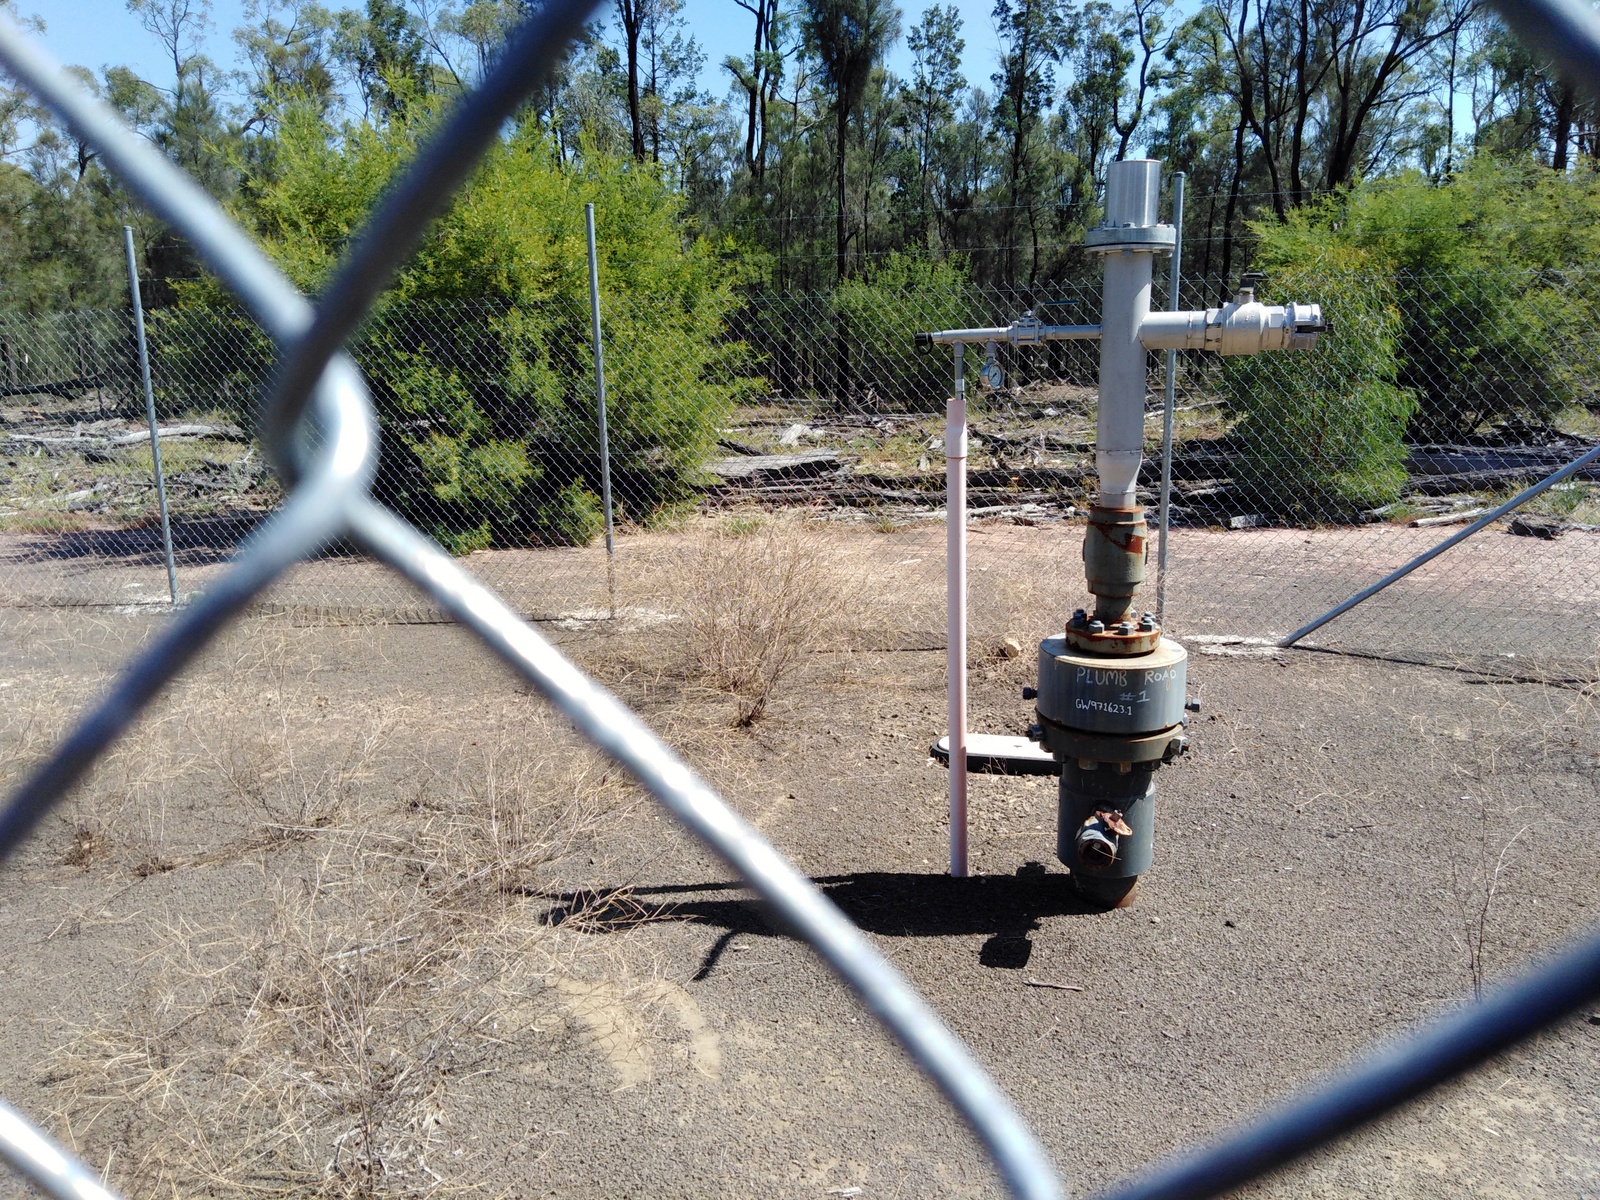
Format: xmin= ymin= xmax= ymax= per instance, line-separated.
xmin=979 ymin=341 xmax=1004 ymax=389
xmin=1011 ymin=311 xmax=1044 ymax=345
xmin=1075 ymin=812 xmax=1123 ymax=869
xmin=1139 ymin=295 xmax=1327 ymax=356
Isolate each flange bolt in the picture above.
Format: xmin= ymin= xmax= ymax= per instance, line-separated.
xmin=1185 ymin=699 xmax=1201 ymax=713
xmin=1116 ymin=621 xmax=1134 ymax=635
xmin=1088 ymin=619 xmax=1105 ymax=634
xmin=1027 ymin=724 xmax=1044 ymax=741
xmin=1070 ymin=608 xmax=1087 ymax=627
xmin=1022 ymin=686 xmax=1038 ymax=700
xmin=1138 ymin=615 xmax=1157 ymax=632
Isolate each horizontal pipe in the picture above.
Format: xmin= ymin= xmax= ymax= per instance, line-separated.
xmin=1139 ymin=311 xmax=1208 ymax=351
xmin=924 ymin=324 xmax=1101 ymax=346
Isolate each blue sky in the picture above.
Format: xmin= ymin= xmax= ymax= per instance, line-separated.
xmin=24 ymin=0 xmax=1014 ymax=108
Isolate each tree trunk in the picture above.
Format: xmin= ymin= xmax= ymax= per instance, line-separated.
xmin=621 ymin=0 xmax=646 ymax=160
xmin=1220 ymin=116 xmax=1247 ymax=302
xmin=1553 ymin=83 xmax=1575 ymax=170
xmin=835 ymin=101 xmax=851 ymax=403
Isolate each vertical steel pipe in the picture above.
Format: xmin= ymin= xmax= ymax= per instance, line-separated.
xmin=123 ymin=224 xmax=178 ymax=605
xmin=1156 ymin=172 xmax=1185 ymax=626
xmin=1094 ymin=163 xmax=1162 ymax=509
xmin=585 ymin=202 xmax=616 ymax=613
xmin=947 ymin=341 xmax=968 ymax=877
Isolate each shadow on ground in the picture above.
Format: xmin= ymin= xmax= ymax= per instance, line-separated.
xmin=541 ymin=862 xmax=1100 ymax=975
xmin=1 ymin=513 xmax=266 ymax=566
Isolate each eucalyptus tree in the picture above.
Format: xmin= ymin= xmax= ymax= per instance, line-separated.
xmin=800 ymin=0 xmax=902 ymax=283
xmin=991 ymin=0 xmax=1068 ymax=282
xmin=235 ymin=0 xmax=340 ymax=135
xmin=333 ymin=0 xmax=430 ymax=118
xmin=638 ymin=0 xmax=705 ymax=164
xmin=1207 ymin=0 xmax=1475 ymax=211
xmin=725 ymin=0 xmax=784 ymax=179
xmin=900 ymin=4 xmax=965 ymax=247
xmin=1470 ymin=9 xmax=1593 ymax=169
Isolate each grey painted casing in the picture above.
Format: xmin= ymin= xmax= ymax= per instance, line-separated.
xmin=1036 ymin=635 xmax=1187 ymax=735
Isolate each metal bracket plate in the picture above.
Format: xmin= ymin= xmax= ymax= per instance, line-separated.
xmin=930 ymin=734 xmax=1062 ymax=777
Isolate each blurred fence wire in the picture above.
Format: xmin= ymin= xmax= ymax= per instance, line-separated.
xmin=4 ymin=0 xmax=1600 ymax=1195
xmin=0 ymin=271 xmax=1597 ymax=673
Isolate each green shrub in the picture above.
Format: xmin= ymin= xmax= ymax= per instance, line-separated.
xmin=535 ymin=480 xmax=607 ymax=547
xmin=1224 ymin=247 xmax=1417 ymax=518
xmin=831 ymin=253 xmax=974 ymax=408
xmin=1254 ymin=159 xmax=1600 ymax=440
xmin=200 ymin=99 xmax=750 ymax=549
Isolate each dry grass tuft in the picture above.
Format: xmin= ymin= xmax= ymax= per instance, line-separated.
xmin=679 ymin=516 xmax=857 ymax=726
xmin=30 ymin=621 xmax=638 ymax=1199
xmin=46 ymin=731 xmax=629 ymax=1199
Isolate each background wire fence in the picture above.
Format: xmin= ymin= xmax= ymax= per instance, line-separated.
xmin=1 ymin=269 xmax=1596 ymax=673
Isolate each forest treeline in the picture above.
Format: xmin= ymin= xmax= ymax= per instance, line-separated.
xmin=2 ymin=0 xmax=1598 ymax=306
xmin=4 ymin=0 xmax=1600 ymax=544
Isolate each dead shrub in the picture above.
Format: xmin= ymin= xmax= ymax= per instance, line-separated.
xmin=679 ymin=517 xmax=854 ymax=725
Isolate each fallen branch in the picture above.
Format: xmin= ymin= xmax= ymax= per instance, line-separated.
xmin=1 ymin=423 xmax=247 ymax=454
xmin=1410 ymin=507 xmax=1490 ymax=528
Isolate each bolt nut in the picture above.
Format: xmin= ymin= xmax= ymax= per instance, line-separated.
xmin=1027 ymin=724 xmax=1044 ymax=741
xmin=1117 ymin=621 xmax=1134 ymax=635
xmin=1070 ymin=609 xmax=1087 ymax=627
xmin=1021 ymin=686 xmax=1038 ymax=700
xmin=1185 ymin=699 xmax=1201 ymax=713
xmin=1139 ymin=615 xmax=1157 ymax=631
xmin=1088 ymin=619 xmax=1105 ymax=634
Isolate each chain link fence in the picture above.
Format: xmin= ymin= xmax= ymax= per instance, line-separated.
xmin=1 ymin=269 xmax=1597 ymax=673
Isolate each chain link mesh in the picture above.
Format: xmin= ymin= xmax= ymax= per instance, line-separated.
xmin=1 ymin=269 xmax=1595 ymax=673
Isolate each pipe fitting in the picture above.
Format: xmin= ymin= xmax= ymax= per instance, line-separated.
xmin=1083 ymin=506 xmax=1148 ymax=623
xmin=1057 ymin=760 xmax=1156 ymax=878
xmin=1140 ymin=299 xmax=1326 ymax=356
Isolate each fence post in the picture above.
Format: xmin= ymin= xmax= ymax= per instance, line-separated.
xmin=947 ymin=341 xmax=968 ymax=879
xmin=123 ymin=225 xmax=178 ymax=606
xmin=584 ymin=202 xmax=616 ymax=615
xmin=1156 ymin=171 xmax=1185 ymax=627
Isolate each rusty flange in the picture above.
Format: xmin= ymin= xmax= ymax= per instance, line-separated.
xmin=1061 ymin=607 xmax=1163 ymax=655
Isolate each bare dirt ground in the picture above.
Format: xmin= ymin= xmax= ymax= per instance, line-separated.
xmin=0 ymin=520 xmax=1598 ymax=1199
xmin=3 ymin=512 xmax=1597 ymax=680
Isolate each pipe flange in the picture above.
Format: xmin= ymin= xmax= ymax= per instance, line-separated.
xmin=1034 ymin=713 xmax=1187 ymax=765
xmin=1084 ymin=225 xmax=1177 ymax=253
xmin=1036 ymin=634 xmax=1187 ymax=736
xmin=1062 ymin=619 xmax=1162 ymax=655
